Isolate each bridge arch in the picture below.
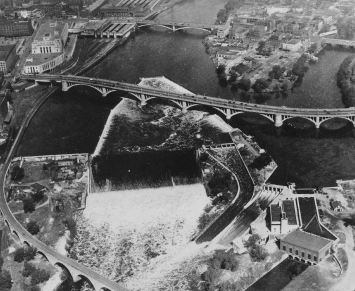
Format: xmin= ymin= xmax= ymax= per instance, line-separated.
xmin=12 ymin=230 xmax=21 ymax=242
xmin=74 ymin=274 xmax=96 ymax=290
xmin=319 ymin=116 xmax=354 ymax=126
xmin=65 ymin=83 xmax=111 ymax=96
xmin=138 ymin=24 xmax=173 ymax=31
xmin=183 ymin=103 xmax=228 ymax=118
xmin=282 ymin=116 xmax=317 ymax=127
xmin=174 ymin=27 xmax=211 ymax=33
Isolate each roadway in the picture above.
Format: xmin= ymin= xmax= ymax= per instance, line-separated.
xmin=22 ymin=74 xmax=355 ymax=119
xmin=0 ymin=87 xmax=129 ymax=291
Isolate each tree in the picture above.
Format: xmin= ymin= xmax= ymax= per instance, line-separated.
xmin=29 ymin=286 xmax=41 ymax=291
xmin=210 ymin=250 xmax=239 ymax=271
xmin=249 ymin=244 xmax=268 ymax=262
xmin=250 ymin=153 xmax=272 ymax=170
xmin=257 ymin=40 xmax=266 ymax=53
xmin=207 ymin=171 xmax=230 ymax=196
xmin=23 ymin=261 xmax=36 ymax=277
xmin=216 ymin=64 xmax=226 ymax=75
xmin=14 ymin=248 xmax=25 ymax=263
xmin=308 ymin=43 xmax=317 ymax=54
xmin=0 ymin=270 xmax=12 ymax=291
xmin=201 ymin=266 xmax=221 ymax=291
xmin=30 ymin=268 xmax=51 ymax=285
xmin=270 ymin=65 xmax=285 ymax=79
xmin=228 ymin=71 xmax=237 ymax=83
xmin=281 ymin=81 xmax=289 ymax=92
xmin=31 ymin=190 xmax=45 ymax=203
xmin=252 ymin=78 xmax=269 ymax=93
xmin=26 ymin=220 xmax=40 ymax=235
xmin=245 ymin=233 xmax=261 ymax=248
xmin=23 ymin=197 xmax=36 ymax=213
xmin=10 ymin=165 xmax=24 ymax=181
xmin=62 ymin=217 xmax=77 ymax=240
xmin=238 ymin=78 xmax=251 ymax=91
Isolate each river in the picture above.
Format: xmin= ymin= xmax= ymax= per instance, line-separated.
xmin=15 ymin=1 xmax=355 ymax=290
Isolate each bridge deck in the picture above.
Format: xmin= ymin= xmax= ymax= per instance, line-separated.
xmin=24 ymin=74 xmax=355 ymax=119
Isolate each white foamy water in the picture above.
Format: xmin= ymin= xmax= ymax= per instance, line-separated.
xmin=84 ymin=184 xmax=209 ymax=235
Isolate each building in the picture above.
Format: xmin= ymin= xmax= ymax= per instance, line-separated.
xmin=0 ymin=44 xmax=17 ymax=72
xmin=58 ymin=159 xmax=75 ymax=167
xmin=0 ymin=19 xmax=33 ymax=37
xmin=280 ymin=228 xmax=334 ymax=265
xmin=100 ymin=4 xmax=131 ymax=17
xmin=249 ymin=24 xmax=267 ymax=40
xmin=31 ymin=21 xmax=68 ymax=54
xmin=230 ymin=26 xmax=249 ymax=40
xmin=270 ymin=199 xmax=299 ymax=234
xmin=23 ymin=53 xmax=65 ymax=73
xmin=282 ymin=38 xmax=302 ymax=51
xmin=330 ymin=201 xmax=345 ymax=212
xmin=81 ymin=19 xmax=111 ymax=37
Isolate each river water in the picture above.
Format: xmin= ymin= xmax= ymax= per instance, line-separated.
xmin=17 ymin=0 xmax=355 ymax=189
xmin=15 ymin=1 xmax=355 ymax=290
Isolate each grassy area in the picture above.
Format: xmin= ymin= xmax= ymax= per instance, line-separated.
xmin=8 ymin=200 xmax=24 ymax=213
xmin=336 ymin=247 xmax=348 ymax=272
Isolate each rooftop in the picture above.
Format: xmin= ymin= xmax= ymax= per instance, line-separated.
xmin=0 ymin=45 xmax=15 ymax=61
xmin=25 ymin=53 xmax=62 ymax=66
xmin=33 ymin=22 xmax=66 ymax=42
xmin=281 ymin=229 xmax=333 ymax=252
xmin=270 ymin=204 xmax=281 ymax=222
xmin=283 ymin=200 xmax=297 ymax=225
xmin=84 ymin=20 xmax=109 ymax=31
xmin=303 ymin=215 xmax=337 ymax=241
xmin=298 ymin=197 xmax=317 ymax=227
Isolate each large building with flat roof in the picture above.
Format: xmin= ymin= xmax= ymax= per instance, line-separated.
xmin=0 ymin=44 xmax=17 ymax=72
xmin=0 ymin=19 xmax=33 ymax=37
xmin=31 ymin=21 xmax=68 ymax=54
xmin=24 ymin=21 xmax=68 ymax=74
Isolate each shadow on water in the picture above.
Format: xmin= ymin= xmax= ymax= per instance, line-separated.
xmin=245 ymin=258 xmax=309 ymax=291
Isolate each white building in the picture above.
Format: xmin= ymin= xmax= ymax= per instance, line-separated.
xmin=23 ymin=21 xmax=68 ymax=74
xmin=282 ymin=38 xmax=302 ymax=52
xmin=31 ymin=21 xmax=68 ymax=54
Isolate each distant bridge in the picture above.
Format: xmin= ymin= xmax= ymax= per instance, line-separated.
xmin=136 ymin=20 xmax=218 ymax=32
xmin=22 ymin=74 xmax=355 ymax=129
xmin=322 ymin=38 xmax=355 ymax=48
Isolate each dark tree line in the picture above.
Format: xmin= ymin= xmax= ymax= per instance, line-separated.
xmin=337 ymin=55 xmax=355 ymax=107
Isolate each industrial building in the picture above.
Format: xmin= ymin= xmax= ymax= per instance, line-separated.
xmin=0 ymin=44 xmax=18 ymax=72
xmin=0 ymin=19 xmax=33 ymax=37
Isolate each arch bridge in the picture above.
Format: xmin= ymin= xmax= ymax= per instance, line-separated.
xmin=0 ymin=86 xmax=130 ymax=291
xmin=136 ymin=20 xmax=217 ymax=33
xmin=322 ymin=38 xmax=355 ymax=48
xmin=22 ymin=74 xmax=355 ymax=129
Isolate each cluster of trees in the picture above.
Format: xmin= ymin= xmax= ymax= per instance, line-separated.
xmin=201 ymin=250 xmax=239 ymax=291
xmin=0 ymin=256 xmax=12 ymax=291
xmin=13 ymin=246 xmax=37 ymax=263
xmin=197 ymin=205 xmax=220 ymax=231
xmin=216 ymin=64 xmax=228 ymax=86
xmin=337 ymin=55 xmax=355 ymax=107
xmin=216 ymin=0 xmax=243 ymax=24
xmin=308 ymin=43 xmax=318 ymax=54
xmin=10 ymin=165 xmax=25 ymax=181
xmin=336 ymin=18 xmax=355 ymax=40
xmin=245 ymin=234 xmax=268 ymax=262
xmin=207 ymin=170 xmax=230 ymax=197
xmin=250 ymin=153 xmax=272 ymax=170
xmin=292 ymin=54 xmax=309 ymax=76
xmin=23 ymin=261 xmax=51 ymax=290
xmin=26 ymin=220 xmax=40 ymax=235
xmin=268 ymin=65 xmax=286 ymax=80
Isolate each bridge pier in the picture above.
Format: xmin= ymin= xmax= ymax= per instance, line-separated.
xmin=226 ymin=108 xmax=231 ymax=120
xmin=315 ymin=116 xmax=320 ymax=129
xmin=275 ymin=114 xmax=283 ymax=127
xmin=181 ymin=101 xmax=187 ymax=113
xmin=172 ymin=25 xmax=176 ymax=32
xmin=62 ymin=81 xmax=68 ymax=92
xmin=101 ymin=88 xmax=108 ymax=97
xmin=140 ymin=94 xmax=147 ymax=106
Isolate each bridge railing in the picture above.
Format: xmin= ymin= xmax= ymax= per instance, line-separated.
xmin=21 ymin=74 xmax=355 ymax=116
